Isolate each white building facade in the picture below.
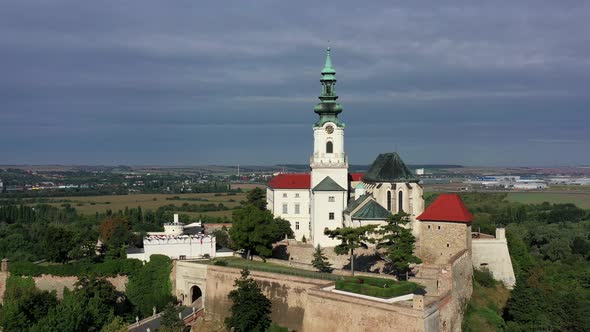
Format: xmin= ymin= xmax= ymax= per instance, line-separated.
xmin=126 ymin=214 xmax=217 ymax=262
xmin=267 ymin=48 xmax=424 ymax=247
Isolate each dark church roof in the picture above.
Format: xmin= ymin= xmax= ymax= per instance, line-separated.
xmin=362 ymin=153 xmax=418 ymax=183
xmin=344 ymin=194 xmax=371 ymax=214
xmin=351 ymin=199 xmax=392 ymax=220
xmin=312 ymin=176 xmax=346 ymax=192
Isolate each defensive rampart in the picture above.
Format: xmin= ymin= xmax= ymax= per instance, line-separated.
xmin=175 ymin=261 xmax=447 ymax=332
xmin=471 ymin=229 xmax=516 ymax=288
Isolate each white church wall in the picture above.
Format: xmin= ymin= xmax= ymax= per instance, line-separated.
xmin=311 ymin=190 xmax=347 ymax=247
xmin=266 ymin=187 xmax=275 ymax=214
xmin=311 ymin=168 xmax=348 ymax=191
xmin=268 ymin=188 xmax=311 ymax=241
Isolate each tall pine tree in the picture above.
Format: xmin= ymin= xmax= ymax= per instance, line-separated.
xmin=225 ymin=269 xmax=272 ymax=332
xmin=376 ymin=212 xmax=421 ymax=278
xmin=311 ymin=244 xmax=332 ymax=273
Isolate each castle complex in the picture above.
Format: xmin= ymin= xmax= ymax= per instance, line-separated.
xmin=267 ymin=48 xmax=425 ymax=247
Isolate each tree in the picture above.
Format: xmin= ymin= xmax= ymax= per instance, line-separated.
xmin=126 ymin=254 xmax=175 ymax=317
xmin=273 ymin=217 xmax=294 ymax=240
xmin=159 ymin=303 xmax=185 ymax=331
xmin=100 ymin=317 xmax=128 ymax=332
xmin=225 ymin=269 xmax=272 ymax=332
xmin=212 ymin=227 xmax=231 ymax=249
xmin=42 ymin=226 xmax=75 ymax=263
xmin=376 ymin=212 xmax=422 ymax=278
xmin=246 ymin=187 xmax=267 ymax=210
xmin=0 ymin=276 xmax=58 ymax=332
xmin=311 ymin=244 xmax=332 ymax=273
xmin=324 ymin=225 xmax=377 ymax=275
xmin=229 ymin=205 xmax=285 ymax=258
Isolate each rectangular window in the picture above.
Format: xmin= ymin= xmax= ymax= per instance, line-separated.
xmin=295 ymin=193 xmax=300 ymax=198
xmin=282 ymin=193 xmax=287 ymax=198
xmin=282 ymin=204 xmax=288 ymax=214
xmin=295 ymin=204 xmax=300 ymax=214
xmin=309 ymin=222 xmax=311 ymax=230
xmin=295 ymin=222 xmax=300 ymax=230
xmin=328 ymin=196 xmax=335 ymax=202
xmin=329 ymin=212 xmax=335 ymax=220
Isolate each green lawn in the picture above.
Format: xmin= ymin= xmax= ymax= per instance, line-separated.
xmin=204 ymin=257 xmax=340 ymax=281
xmin=335 ymin=276 xmax=420 ymax=298
xmin=506 ymin=192 xmax=590 ymax=209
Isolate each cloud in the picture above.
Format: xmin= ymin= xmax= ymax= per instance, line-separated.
xmin=0 ymin=0 xmax=589 ymax=165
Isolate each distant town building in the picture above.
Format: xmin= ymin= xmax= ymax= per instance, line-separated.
xmin=468 ymin=175 xmax=547 ymax=190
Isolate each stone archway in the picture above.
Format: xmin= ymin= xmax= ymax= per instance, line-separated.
xmin=190 ymin=285 xmax=203 ymax=304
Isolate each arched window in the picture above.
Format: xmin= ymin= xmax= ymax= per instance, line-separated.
xmin=398 ymin=191 xmax=404 ymax=212
xmin=387 ymin=191 xmax=392 ymax=211
xmin=326 ymin=141 xmax=333 ymax=154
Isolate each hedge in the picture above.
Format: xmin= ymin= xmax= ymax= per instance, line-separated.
xmin=9 ymin=258 xmax=143 ymax=277
xmin=335 ymin=277 xmax=420 ymax=299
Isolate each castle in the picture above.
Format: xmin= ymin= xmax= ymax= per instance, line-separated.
xmin=267 ymin=48 xmax=424 ymax=247
xmin=171 ymin=48 xmax=516 ymax=331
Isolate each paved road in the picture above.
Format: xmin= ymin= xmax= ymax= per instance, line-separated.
xmin=129 ymin=304 xmax=200 ymax=332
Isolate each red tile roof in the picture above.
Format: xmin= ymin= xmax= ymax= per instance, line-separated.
xmin=417 ymin=194 xmax=473 ymax=223
xmin=268 ymin=173 xmax=310 ymax=189
xmin=349 ymin=172 xmax=364 ymax=181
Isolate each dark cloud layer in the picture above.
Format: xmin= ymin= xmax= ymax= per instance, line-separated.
xmin=1 ymin=0 xmax=589 ymax=166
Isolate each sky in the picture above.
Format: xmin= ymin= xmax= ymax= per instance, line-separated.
xmin=1 ymin=1 xmax=589 ymax=167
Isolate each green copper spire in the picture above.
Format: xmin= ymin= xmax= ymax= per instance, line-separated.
xmin=314 ymin=47 xmax=344 ymax=127
xmin=321 ymin=47 xmax=336 ymax=75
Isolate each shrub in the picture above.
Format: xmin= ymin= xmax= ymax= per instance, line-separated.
xmin=335 ymin=277 xmax=420 ymax=298
xmin=473 ymin=268 xmax=496 ymax=288
xmin=267 ymin=323 xmax=289 ymax=332
xmin=9 ymin=259 xmax=142 ymax=277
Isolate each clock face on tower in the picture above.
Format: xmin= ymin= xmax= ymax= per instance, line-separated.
xmin=325 ymin=125 xmax=334 ymax=134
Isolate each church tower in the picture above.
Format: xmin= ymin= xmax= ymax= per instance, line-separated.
xmin=310 ymin=48 xmax=349 ymax=247
xmin=310 ymin=47 xmax=348 ymax=188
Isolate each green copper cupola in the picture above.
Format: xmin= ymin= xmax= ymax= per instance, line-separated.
xmin=314 ymin=47 xmax=344 ymax=127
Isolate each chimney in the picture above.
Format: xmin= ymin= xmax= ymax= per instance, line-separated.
xmin=174 ymin=214 xmax=179 ymax=224
xmin=412 ymin=288 xmax=427 ymax=310
xmin=495 ymin=228 xmax=506 ymax=240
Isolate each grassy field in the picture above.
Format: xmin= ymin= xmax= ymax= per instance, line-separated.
xmin=506 ymin=192 xmax=590 ymax=209
xmin=19 ymin=192 xmax=247 ymax=216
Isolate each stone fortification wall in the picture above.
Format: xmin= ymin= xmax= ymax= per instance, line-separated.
xmin=303 ymin=288 xmax=433 ymax=332
xmin=204 ymin=265 xmax=328 ymax=332
xmin=435 ymin=249 xmax=473 ymax=332
xmin=195 ymin=264 xmax=438 ymax=332
xmin=0 ymin=271 xmax=8 ymax=304
xmin=33 ymin=275 xmax=128 ymax=299
xmin=273 ymin=241 xmax=384 ymax=272
xmin=471 ymin=229 xmax=516 ymax=288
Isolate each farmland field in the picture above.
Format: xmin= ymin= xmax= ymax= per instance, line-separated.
xmin=17 ymin=192 xmax=247 ymax=216
xmin=506 ymin=192 xmax=590 ymax=209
